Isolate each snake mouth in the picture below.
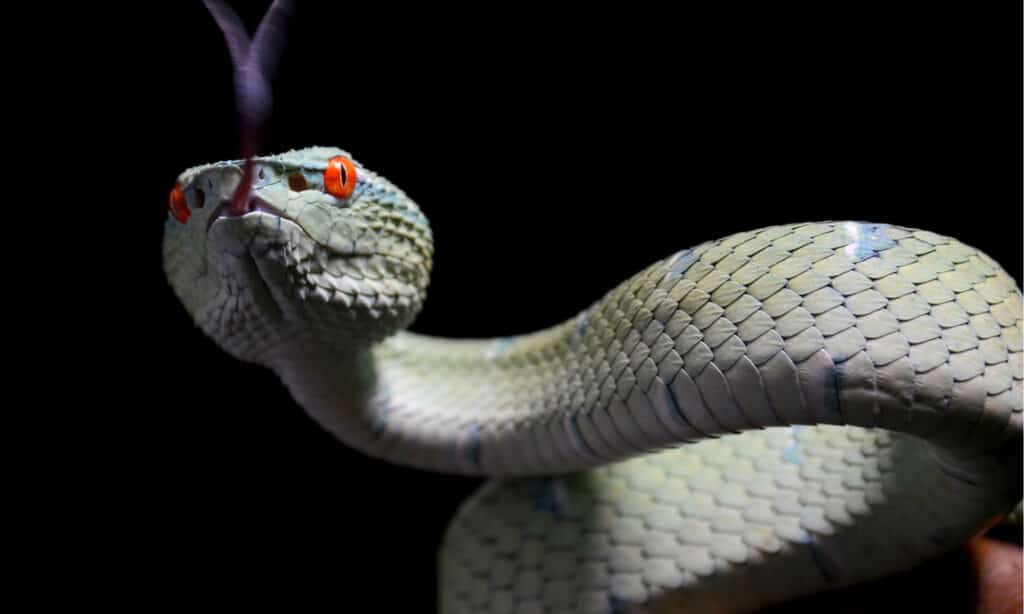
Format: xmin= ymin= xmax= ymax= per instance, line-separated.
xmin=206 ymin=192 xmax=297 ymax=235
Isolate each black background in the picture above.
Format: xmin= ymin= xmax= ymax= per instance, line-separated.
xmin=41 ymin=2 xmax=1022 ymax=611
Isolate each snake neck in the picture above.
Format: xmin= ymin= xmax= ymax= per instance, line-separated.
xmin=270 ymin=321 xmax=590 ymax=475
xmin=268 ymin=235 xmax=1023 ymax=481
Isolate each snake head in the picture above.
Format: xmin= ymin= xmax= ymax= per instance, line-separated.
xmin=165 ymin=6 xmax=433 ymax=362
xmin=163 ymin=147 xmax=434 ymax=363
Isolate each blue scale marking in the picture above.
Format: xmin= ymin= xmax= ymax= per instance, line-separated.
xmin=663 ymin=375 xmax=707 ymax=437
xmin=783 ymin=425 xmax=802 ymax=465
xmin=823 ymin=363 xmax=843 ymax=421
xmin=397 ymin=207 xmax=423 ymax=224
xmin=370 ymin=404 xmax=390 ymax=437
xmin=570 ymin=413 xmax=601 ymax=459
xmin=576 ymin=307 xmax=592 ymax=338
xmin=668 ymin=248 xmax=699 ymax=279
xmin=937 ymin=462 xmax=980 ymax=486
xmin=845 ymin=222 xmax=896 ymax=263
xmin=492 ymin=337 xmax=514 ymax=357
xmin=805 ymin=534 xmax=839 ymax=583
xmin=527 ymin=477 xmax=569 ymax=517
xmin=463 ymin=424 xmax=482 ymax=469
xmin=367 ymin=390 xmax=402 ymax=439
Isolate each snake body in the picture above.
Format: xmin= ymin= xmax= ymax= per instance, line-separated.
xmin=164 ymin=147 xmax=1022 ymax=613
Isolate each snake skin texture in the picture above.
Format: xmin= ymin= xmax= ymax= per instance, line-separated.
xmin=164 ymin=147 xmax=1022 ymax=614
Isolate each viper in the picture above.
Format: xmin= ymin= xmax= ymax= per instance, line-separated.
xmin=164 ymin=2 xmax=1023 ymax=612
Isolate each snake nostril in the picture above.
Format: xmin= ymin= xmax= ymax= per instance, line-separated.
xmin=288 ymin=172 xmax=308 ymax=191
xmin=194 ymin=188 xmax=206 ymax=208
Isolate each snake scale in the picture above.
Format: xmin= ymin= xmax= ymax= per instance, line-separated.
xmin=163 ymin=145 xmax=1023 ymax=613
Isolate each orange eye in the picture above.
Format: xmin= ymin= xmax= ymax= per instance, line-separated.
xmin=169 ymin=182 xmax=190 ymax=223
xmin=324 ymin=156 xmax=357 ymax=199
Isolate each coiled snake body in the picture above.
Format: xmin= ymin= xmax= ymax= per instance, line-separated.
xmin=164 ymin=147 xmax=1022 ymax=613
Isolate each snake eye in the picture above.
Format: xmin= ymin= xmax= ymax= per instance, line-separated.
xmin=169 ymin=183 xmax=190 ymax=223
xmin=324 ymin=156 xmax=357 ymax=199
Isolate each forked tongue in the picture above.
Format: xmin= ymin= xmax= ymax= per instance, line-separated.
xmin=202 ymin=0 xmax=295 ymax=215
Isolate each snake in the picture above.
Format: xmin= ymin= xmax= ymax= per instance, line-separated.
xmin=163 ymin=146 xmax=1023 ymax=613
xmin=165 ymin=3 xmax=1023 ymax=613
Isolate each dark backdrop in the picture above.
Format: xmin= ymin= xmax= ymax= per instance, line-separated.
xmin=53 ymin=3 xmax=1021 ymax=611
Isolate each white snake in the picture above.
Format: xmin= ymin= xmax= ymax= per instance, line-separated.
xmin=163 ymin=146 xmax=1022 ymax=613
xmin=165 ymin=4 xmax=1023 ymax=612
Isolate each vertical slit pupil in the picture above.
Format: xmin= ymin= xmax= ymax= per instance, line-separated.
xmin=339 ymin=165 xmax=348 ymax=186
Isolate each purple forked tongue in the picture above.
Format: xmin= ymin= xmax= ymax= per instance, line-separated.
xmin=228 ymin=158 xmax=255 ymax=216
xmin=202 ymin=0 xmax=294 ymax=209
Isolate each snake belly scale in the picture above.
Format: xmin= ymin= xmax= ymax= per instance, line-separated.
xmin=163 ymin=146 xmax=1022 ymax=613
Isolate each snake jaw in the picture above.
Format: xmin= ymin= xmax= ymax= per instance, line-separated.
xmin=206 ymin=180 xmax=297 ymax=236
xmin=227 ymin=191 xmax=293 ymax=222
